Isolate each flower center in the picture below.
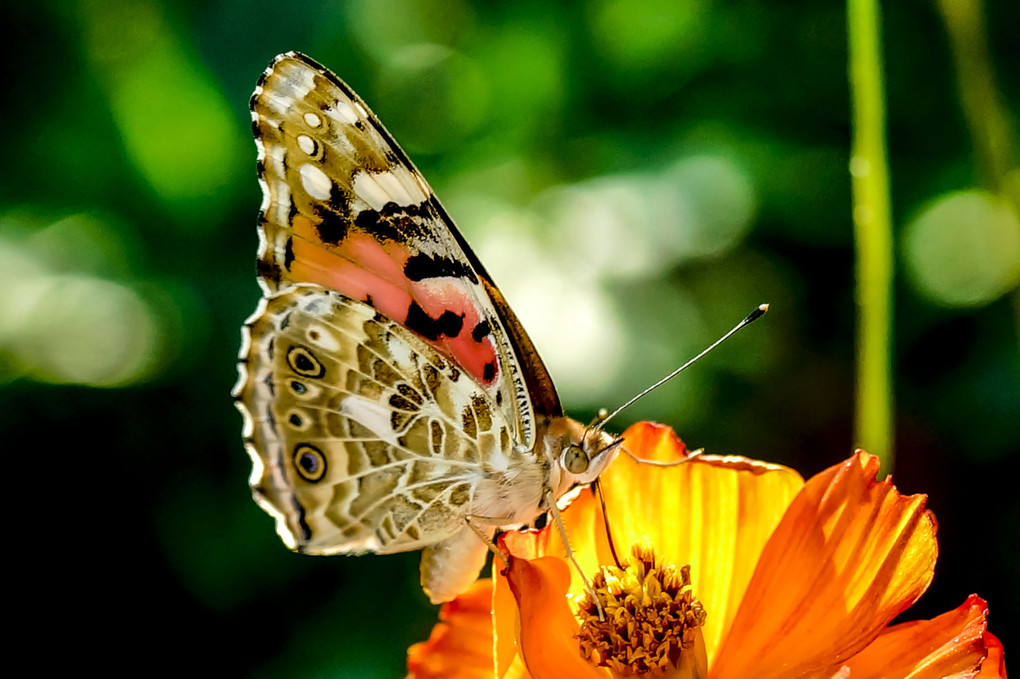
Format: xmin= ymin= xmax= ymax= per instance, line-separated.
xmin=577 ymin=544 xmax=707 ymax=676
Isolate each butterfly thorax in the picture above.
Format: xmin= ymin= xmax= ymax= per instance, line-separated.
xmin=469 ymin=415 xmax=615 ymax=528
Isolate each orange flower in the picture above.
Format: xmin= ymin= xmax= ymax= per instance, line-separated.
xmin=407 ymin=423 xmax=1006 ymax=679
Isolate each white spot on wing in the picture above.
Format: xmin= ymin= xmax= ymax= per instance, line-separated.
xmin=353 ymin=169 xmax=427 ymax=210
xmin=391 ymin=164 xmax=430 ymax=204
xmin=352 ymin=171 xmax=390 ymax=210
xmin=267 ymin=144 xmax=286 ymax=169
xmin=303 ymin=112 xmax=322 ymax=128
xmin=297 ymin=134 xmax=316 ymax=155
xmin=300 ymin=164 xmax=332 ymax=200
xmin=385 ymin=333 xmax=416 ymax=372
xmin=323 ymin=99 xmax=360 ymax=126
xmin=282 ymin=61 xmax=316 ymax=98
xmin=306 ymin=324 xmax=341 ymax=352
xmin=339 ymin=395 xmax=401 ymax=447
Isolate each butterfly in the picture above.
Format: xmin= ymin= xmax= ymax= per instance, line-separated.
xmin=234 ymin=52 xmax=618 ymax=604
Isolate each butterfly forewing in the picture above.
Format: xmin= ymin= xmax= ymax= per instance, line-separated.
xmin=250 ymin=52 xmax=558 ymax=448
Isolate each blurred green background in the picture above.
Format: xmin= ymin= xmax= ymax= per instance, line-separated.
xmin=2 ymin=0 xmax=1017 ymax=675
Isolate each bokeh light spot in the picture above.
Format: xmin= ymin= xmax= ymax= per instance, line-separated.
xmin=538 ymin=153 xmax=755 ymax=279
xmin=79 ymin=0 xmax=246 ymax=226
xmin=5 ymin=274 xmax=160 ymax=387
xmin=0 ymin=215 xmax=166 ymax=387
xmin=903 ymin=190 xmax=1020 ymax=307
xmin=588 ymin=0 xmax=708 ymax=74
xmin=346 ymin=0 xmax=475 ymax=61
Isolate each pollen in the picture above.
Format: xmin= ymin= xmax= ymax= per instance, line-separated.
xmin=577 ymin=544 xmax=707 ymax=676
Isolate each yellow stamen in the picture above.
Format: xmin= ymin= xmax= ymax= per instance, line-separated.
xmin=577 ymin=544 xmax=707 ymax=676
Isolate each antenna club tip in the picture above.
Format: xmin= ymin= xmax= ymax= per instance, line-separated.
xmin=743 ymin=303 xmax=769 ymax=324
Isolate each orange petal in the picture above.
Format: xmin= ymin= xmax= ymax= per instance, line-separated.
xmin=711 ymin=451 xmax=938 ymax=679
xmin=505 ymin=555 xmax=606 ymax=679
xmin=406 ymin=578 xmax=495 ymax=679
xmin=500 ymin=423 xmax=805 ymax=663
xmin=599 ymin=422 xmax=805 ymax=660
xmin=843 ymin=594 xmax=998 ymax=678
xmin=492 ymin=542 xmax=525 ymax=678
xmin=976 ymin=632 xmax=1007 ymax=679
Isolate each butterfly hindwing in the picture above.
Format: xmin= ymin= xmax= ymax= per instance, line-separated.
xmin=238 ymin=285 xmax=518 ymax=555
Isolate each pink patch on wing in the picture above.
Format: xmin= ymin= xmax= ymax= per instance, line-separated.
xmin=411 ymin=277 xmax=498 ymax=385
xmin=287 ymin=219 xmax=500 ymax=387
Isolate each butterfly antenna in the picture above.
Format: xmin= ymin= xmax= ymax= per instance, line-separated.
xmin=591 ymin=303 xmax=769 ymax=439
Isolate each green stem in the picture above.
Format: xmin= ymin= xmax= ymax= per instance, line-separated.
xmin=847 ymin=0 xmax=895 ymax=474
xmin=936 ymin=0 xmax=1020 ymax=215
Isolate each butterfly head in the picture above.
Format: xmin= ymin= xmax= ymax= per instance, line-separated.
xmin=550 ymin=419 xmax=619 ymax=492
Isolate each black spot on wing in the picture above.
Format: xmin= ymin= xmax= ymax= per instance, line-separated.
xmin=311 ymin=184 xmax=353 ymax=245
xmin=283 ymin=236 xmax=295 ymax=271
xmin=314 ymin=209 xmax=349 ymax=244
xmin=292 ymin=496 xmax=312 ymax=542
xmin=264 ymin=405 xmax=277 ymax=435
xmin=435 ymin=310 xmax=464 ymax=337
xmin=404 ymin=302 xmax=464 ymax=341
xmin=482 ymin=361 xmax=496 ymax=383
xmin=352 ymin=201 xmax=438 ymax=245
xmin=387 ymin=200 xmax=430 ymax=220
xmin=397 ymin=383 xmax=424 ymax=406
xmin=256 ymin=258 xmax=282 ymax=283
xmin=388 ymin=392 xmax=419 ymax=412
xmin=354 ymin=208 xmax=402 ymax=242
xmin=403 ymin=252 xmax=476 ymax=283
xmin=472 ymin=320 xmax=491 ymax=342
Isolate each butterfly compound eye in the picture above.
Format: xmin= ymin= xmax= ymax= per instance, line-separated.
xmin=562 ymin=444 xmax=590 ymax=474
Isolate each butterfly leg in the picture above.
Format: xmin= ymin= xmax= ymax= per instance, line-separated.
xmin=420 ymin=523 xmax=494 ymax=604
xmin=546 ymin=490 xmax=605 ymax=621
xmin=464 ymin=516 xmax=509 ymax=567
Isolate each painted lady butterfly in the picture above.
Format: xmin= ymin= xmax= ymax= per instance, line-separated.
xmin=234 ymin=52 xmax=617 ymax=603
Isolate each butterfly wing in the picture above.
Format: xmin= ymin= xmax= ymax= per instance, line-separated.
xmin=237 ymin=285 xmax=518 ymax=555
xmin=239 ymin=53 xmax=572 ymax=600
xmin=249 ymin=52 xmax=562 ymax=447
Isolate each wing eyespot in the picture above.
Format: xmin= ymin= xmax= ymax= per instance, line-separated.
xmin=286 ymin=411 xmax=309 ymax=431
xmin=287 ymin=346 xmax=326 ymax=378
xmin=293 ymin=443 xmax=327 ymax=483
